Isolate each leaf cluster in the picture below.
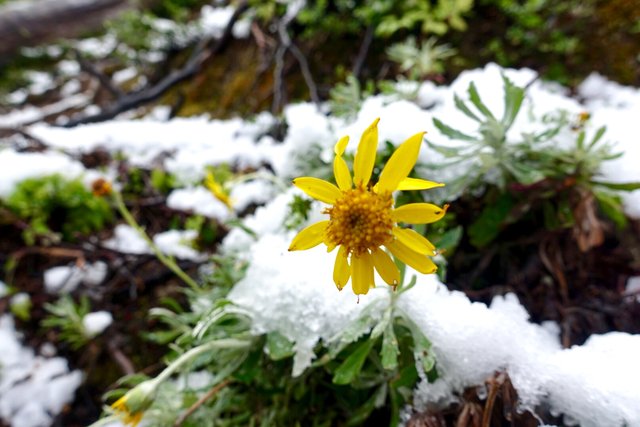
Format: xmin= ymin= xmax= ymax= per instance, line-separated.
xmin=253 ymin=0 xmax=473 ymax=39
xmin=4 ymin=174 xmax=113 ymax=245
xmin=387 ymin=36 xmax=456 ymax=79
xmin=431 ymin=75 xmax=640 ymax=248
xmin=42 ymin=295 xmax=93 ymax=350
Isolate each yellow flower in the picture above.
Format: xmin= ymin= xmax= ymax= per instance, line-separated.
xmin=111 ymin=395 xmax=144 ymax=426
xmin=205 ymin=172 xmax=233 ymax=210
xmin=288 ymin=118 xmax=448 ymax=295
xmin=110 ymin=380 xmax=157 ymax=426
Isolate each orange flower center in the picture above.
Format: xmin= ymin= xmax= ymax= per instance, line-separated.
xmin=324 ymin=186 xmax=394 ymax=256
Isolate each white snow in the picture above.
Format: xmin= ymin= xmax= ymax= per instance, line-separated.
xmin=229 ymin=178 xmax=277 ymax=212
xmin=103 ymin=224 xmax=203 ymax=261
xmin=0 ymin=281 xmax=8 ymax=298
xmin=229 ymin=233 xmax=378 ymax=376
xmin=229 ymin=226 xmax=640 ymax=426
xmin=82 ymin=311 xmax=113 ymax=337
xmin=43 ymin=262 xmax=109 ymax=294
xmin=167 ymin=187 xmax=231 ymax=221
xmin=199 ymin=5 xmax=252 ymax=39
xmin=43 ymin=266 xmax=84 ymax=294
xmin=0 ymin=315 xmax=83 ymax=427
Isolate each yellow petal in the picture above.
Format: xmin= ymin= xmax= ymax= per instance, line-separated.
xmin=392 ymin=227 xmax=436 ymax=255
xmin=371 ymin=249 xmax=400 ymax=286
xmin=353 ymin=118 xmax=380 ymax=186
xmin=377 ymin=131 xmax=425 ymax=193
xmin=293 ymin=177 xmax=342 ymax=204
xmin=334 ymin=156 xmax=352 ymax=192
xmin=333 ymin=246 xmax=350 ymax=290
xmin=386 ymin=240 xmax=437 ymax=274
xmin=392 ymin=203 xmax=449 ymax=224
xmin=288 ymin=220 xmax=329 ymax=251
xmin=351 ymin=252 xmax=374 ymax=295
xmin=334 ymin=135 xmax=349 ymax=156
xmin=324 ymin=233 xmax=337 ymax=253
xmin=396 ymin=177 xmax=445 ymax=191
xmin=205 ymin=174 xmax=233 ymax=209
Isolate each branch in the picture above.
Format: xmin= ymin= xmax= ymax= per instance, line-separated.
xmin=75 ymin=50 xmax=124 ymax=98
xmin=271 ymin=0 xmax=320 ymax=113
xmin=62 ymin=0 xmax=249 ymax=127
xmin=173 ymin=379 xmax=233 ymax=427
xmin=353 ymin=25 xmax=374 ymax=79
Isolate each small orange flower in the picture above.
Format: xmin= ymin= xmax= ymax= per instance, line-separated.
xmin=91 ymin=178 xmax=112 ymax=197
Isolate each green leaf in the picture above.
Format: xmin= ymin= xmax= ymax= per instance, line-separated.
xmin=468 ymin=194 xmax=515 ymax=247
xmin=432 ymin=117 xmax=477 ymax=141
xmin=467 ymin=82 xmax=495 ymax=120
xmin=587 ymin=126 xmax=607 ymax=149
xmin=266 ymin=331 xmax=295 ymax=361
xmin=328 ymin=302 xmax=379 ymax=357
xmin=503 ymin=162 xmax=546 ymax=185
xmin=332 ymin=338 xmax=376 ymax=385
xmin=430 ymin=225 xmax=463 ymax=253
xmin=345 ymin=384 xmax=387 ymax=426
xmin=453 ymin=93 xmax=481 ymax=122
xmin=371 ymin=307 xmax=392 ymax=340
xmin=594 ymin=190 xmax=628 ymax=229
xmin=381 ymin=323 xmax=399 ymax=370
xmin=591 ymin=181 xmax=640 ymax=192
xmin=413 ymin=332 xmax=435 ymax=373
xmin=501 ymin=74 xmax=524 ymax=128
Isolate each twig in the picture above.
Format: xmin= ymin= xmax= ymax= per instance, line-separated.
xmin=173 ymin=379 xmax=233 ymax=426
xmin=107 ymin=339 xmax=135 ymax=375
xmin=271 ymin=44 xmax=287 ymax=114
xmin=62 ymin=0 xmax=249 ymax=127
xmin=75 ymin=50 xmax=124 ymax=98
xmin=271 ymin=0 xmax=320 ymax=112
xmin=481 ymin=372 xmax=505 ymax=427
xmin=288 ymin=42 xmax=320 ymax=105
xmin=352 ymin=24 xmax=374 ymax=79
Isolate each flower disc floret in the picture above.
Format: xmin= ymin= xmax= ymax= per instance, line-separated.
xmin=324 ymin=186 xmax=394 ymax=256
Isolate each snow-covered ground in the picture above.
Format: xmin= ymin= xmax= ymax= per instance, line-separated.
xmin=1 ymin=63 xmax=640 ymax=426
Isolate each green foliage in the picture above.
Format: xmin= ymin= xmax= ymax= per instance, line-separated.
xmin=10 ymin=293 xmax=32 ymax=322
xmin=100 ymin=249 xmax=437 ymax=427
xmin=387 ymin=36 xmax=456 ymax=79
xmin=42 ymin=295 xmax=95 ymax=350
xmin=329 ymin=74 xmax=371 ymax=119
xmin=432 ymin=75 xmax=638 ymax=248
xmin=478 ymin=0 xmax=594 ymax=82
xmin=5 ymin=174 xmax=112 ymax=245
xmin=152 ymin=0 xmax=210 ymax=21
xmin=375 ymin=0 xmax=473 ymax=37
xmin=151 ymin=168 xmax=177 ymax=195
xmin=254 ymin=0 xmax=473 ymax=39
xmin=284 ymin=194 xmax=313 ymax=231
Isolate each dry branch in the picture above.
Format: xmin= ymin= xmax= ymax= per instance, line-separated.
xmin=0 ymin=0 xmax=133 ymax=60
xmin=62 ymin=0 xmax=249 ymax=127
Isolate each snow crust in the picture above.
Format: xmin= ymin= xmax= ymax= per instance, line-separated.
xmin=104 ymin=225 xmax=203 ymax=261
xmin=43 ymin=262 xmax=108 ymax=294
xmin=0 ymin=150 xmax=84 ymax=198
xmin=229 ymin=223 xmax=640 ymax=426
xmin=82 ymin=311 xmax=113 ymax=337
xmin=0 ymin=316 xmax=83 ymax=427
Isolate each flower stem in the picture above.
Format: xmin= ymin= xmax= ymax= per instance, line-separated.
xmin=111 ymin=191 xmax=200 ymax=292
xmin=156 ymin=338 xmax=251 ymax=383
